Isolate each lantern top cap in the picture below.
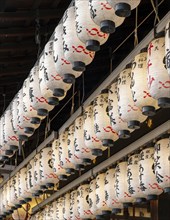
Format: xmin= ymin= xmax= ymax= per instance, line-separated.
xmin=101 ymin=89 xmax=109 ymax=94
xmin=154 ymin=31 xmax=165 ymax=39
xmin=125 ymin=63 xmax=132 ymax=69
xmin=140 ymin=47 xmax=147 ymax=53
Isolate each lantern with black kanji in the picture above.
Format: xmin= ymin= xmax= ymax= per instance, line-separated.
xmin=165 ymin=21 xmax=170 ymax=76
xmin=70 ymin=190 xmax=80 ymax=220
xmin=63 ymin=193 xmax=71 ymax=220
xmin=56 ymin=197 xmax=64 ymax=220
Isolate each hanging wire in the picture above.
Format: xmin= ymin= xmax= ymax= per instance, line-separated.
xmin=81 ymin=72 xmax=85 ymax=106
xmin=21 ymin=143 xmax=26 ymax=160
xmin=134 ymin=7 xmax=139 ymax=47
xmin=35 ymin=9 xmax=41 ymax=59
xmin=35 ymin=128 xmax=40 ymax=154
xmin=150 ymin=0 xmax=160 ymax=23
xmin=70 ymin=82 xmax=75 ymax=116
xmin=44 ymin=113 xmax=50 ymax=140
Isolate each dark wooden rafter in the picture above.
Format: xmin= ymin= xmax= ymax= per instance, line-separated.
xmin=0 ymin=0 xmax=6 ymax=12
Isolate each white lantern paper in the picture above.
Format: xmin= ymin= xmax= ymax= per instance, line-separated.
xmin=154 ymin=137 xmax=170 ymax=193
xmin=139 ymin=147 xmax=163 ymax=200
xmin=131 ymin=49 xmax=159 ymax=116
xmin=75 ymin=0 xmax=109 ymax=51
xmin=105 ymin=168 xmax=123 ymax=213
xmin=12 ymin=205 xmax=28 ymax=220
xmin=56 ymin=197 xmax=64 ymax=219
xmin=45 ymin=202 xmax=57 ymax=220
xmin=10 ymin=175 xmax=21 ymax=207
xmin=67 ymin=124 xmax=84 ymax=170
xmin=27 ymin=158 xmax=36 ymax=195
xmin=53 ymin=23 xmax=82 ymax=83
xmin=70 ymin=190 xmax=80 ymax=220
xmin=108 ymin=0 xmax=141 ymax=17
xmin=33 ymin=153 xmax=43 ymax=196
xmin=29 ymin=65 xmax=54 ymax=117
xmin=63 ymin=193 xmax=71 ymax=220
xmin=109 ymin=82 xmax=132 ymax=139
xmin=127 ymin=154 xmax=146 ymax=203
xmin=52 ymin=139 xmax=68 ymax=180
xmin=58 ymin=130 xmax=75 ymax=176
xmin=93 ymin=91 xmax=118 ymax=147
xmin=39 ymin=147 xmax=59 ymax=188
xmin=115 ymin=161 xmax=134 ymax=206
xmin=165 ymin=21 xmax=170 ymax=75
xmin=2 ymin=184 xmax=11 ymax=216
xmin=147 ymin=34 xmax=170 ymax=107
xmin=43 ymin=41 xmax=71 ymax=99
xmin=117 ymin=65 xmax=147 ymax=130
xmin=89 ymin=0 xmax=125 ymax=33
xmin=6 ymin=179 xmax=15 ymax=211
xmin=77 ymin=184 xmax=94 ymax=219
xmin=63 ymin=6 xmax=95 ymax=71
xmin=74 ymin=115 xmax=96 ymax=165
xmin=89 ymin=179 xmax=101 ymax=216
xmin=84 ymin=104 xmax=106 ymax=156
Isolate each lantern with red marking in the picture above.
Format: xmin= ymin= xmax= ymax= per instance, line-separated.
xmin=117 ymin=64 xmax=147 ymax=130
xmin=105 ymin=168 xmax=123 ymax=214
xmin=127 ymin=154 xmax=147 ymax=203
xmin=63 ymin=193 xmax=71 ymax=220
xmin=139 ymin=147 xmax=163 ymax=200
xmin=84 ymin=104 xmax=107 ymax=156
xmin=131 ymin=48 xmax=159 ymax=116
xmin=89 ymin=0 xmax=125 ymax=33
xmin=93 ymin=90 xmax=119 ymax=147
xmin=70 ymin=190 xmax=80 ymax=220
xmin=108 ymin=0 xmax=141 ymax=17
xmin=147 ymin=32 xmax=170 ymax=107
xmin=154 ymin=137 xmax=170 ymax=193
xmin=109 ymin=82 xmax=132 ymax=139
xmin=53 ymin=23 xmax=82 ymax=83
xmin=63 ymin=6 xmax=95 ymax=72
xmin=77 ymin=184 xmax=95 ymax=219
xmin=74 ymin=115 xmax=96 ymax=166
xmin=115 ymin=161 xmax=134 ymax=207
xmin=165 ymin=21 xmax=170 ymax=76
xmin=75 ymin=0 xmax=109 ymax=52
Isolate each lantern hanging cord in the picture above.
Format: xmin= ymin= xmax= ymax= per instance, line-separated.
xmin=70 ymin=82 xmax=75 ymax=116
xmin=112 ymin=0 xmax=164 ymax=55
xmin=150 ymin=0 xmax=160 ymax=23
xmin=134 ymin=7 xmax=139 ymax=47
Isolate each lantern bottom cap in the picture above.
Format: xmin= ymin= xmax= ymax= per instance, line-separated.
xmin=34 ymin=190 xmax=43 ymax=195
xmin=30 ymin=117 xmax=41 ymax=124
xmin=58 ymin=174 xmax=68 ymax=181
xmin=135 ymin=197 xmax=147 ymax=203
xmin=142 ymin=106 xmax=156 ymax=116
xmin=46 ymin=182 xmax=54 ymax=188
xmin=10 ymin=145 xmax=18 ymax=151
xmin=5 ymin=149 xmax=14 ymax=156
xmin=82 ymin=158 xmax=91 ymax=165
xmin=115 ymin=2 xmax=131 ymax=17
xmin=53 ymin=88 xmax=65 ymax=97
xmin=24 ymin=127 xmax=35 ymax=134
xmin=75 ymin=164 xmax=85 ymax=170
xmin=91 ymin=148 xmax=103 ymax=156
xmin=123 ymin=202 xmax=133 ymax=208
xmin=147 ymin=194 xmax=158 ymax=201
xmin=158 ymin=97 xmax=170 ymax=108
xmin=96 ymin=214 xmax=105 ymax=220
xmin=118 ymin=129 xmax=130 ymax=139
xmin=100 ymin=20 xmax=115 ymax=34
xmin=164 ymin=187 xmax=170 ymax=193
xmin=72 ymin=61 xmax=86 ymax=72
xmin=15 ymin=204 xmax=22 ymax=209
xmin=19 ymin=134 xmax=28 ymax=141
xmin=63 ymin=73 xmax=75 ymax=84
xmin=86 ymin=40 xmax=100 ymax=52
xmin=47 ymin=97 xmax=59 ymax=106
xmin=112 ymin=208 xmax=122 ymax=214
xmin=40 ymin=185 xmax=48 ymax=190
xmin=128 ymin=120 xmax=140 ymax=129
xmin=102 ymin=139 xmax=114 ymax=147
xmin=24 ymin=198 xmax=32 ymax=203
xmin=66 ymin=168 xmax=75 ymax=175
xmin=0 ymin=155 xmax=8 ymax=161
xmin=37 ymin=108 xmax=48 ymax=117
xmin=102 ymin=210 xmax=112 ymax=216
xmin=19 ymin=200 xmax=26 ymax=205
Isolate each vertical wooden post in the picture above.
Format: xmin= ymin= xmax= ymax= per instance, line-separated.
xmin=150 ymin=200 xmax=158 ymax=220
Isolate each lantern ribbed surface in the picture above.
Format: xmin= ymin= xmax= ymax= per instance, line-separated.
xmin=89 ymin=179 xmax=100 ymax=216
xmin=63 ymin=193 xmax=71 ymax=220
xmin=115 ymin=161 xmax=134 ymax=205
xmin=93 ymin=92 xmax=118 ymax=147
xmin=147 ymin=36 xmax=170 ymax=107
xmin=10 ymin=175 xmax=20 ymax=206
xmin=77 ymin=184 xmax=95 ymax=219
xmin=105 ymin=168 xmax=123 ymax=211
xmin=165 ymin=21 xmax=170 ymax=76
xmin=154 ymin=138 xmax=170 ymax=193
xmin=33 ymin=153 xmax=42 ymax=194
xmin=56 ymin=197 xmax=64 ymax=219
xmin=89 ymin=0 xmax=125 ymax=33
xmin=127 ymin=154 xmax=146 ymax=202
xmin=139 ymin=147 xmax=163 ymax=200
xmin=26 ymin=158 xmax=36 ymax=194
xmin=70 ymin=190 xmax=81 ymax=220
xmin=109 ymin=82 xmax=132 ymax=138
xmin=131 ymin=51 xmax=159 ymax=115
xmin=117 ymin=67 xmax=147 ymax=130
xmin=75 ymin=0 xmax=109 ymax=51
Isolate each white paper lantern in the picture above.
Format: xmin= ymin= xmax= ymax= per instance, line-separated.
xmin=108 ymin=82 xmax=132 ymax=139
xmin=6 ymin=179 xmax=16 ymax=211
xmin=67 ymin=124 xmax=85 ymax=170
xmin=105 ymin=168 xmax=123 ymax=214
xmin=115 ymin=161 xmax=134 ymax=206
xmin=154 ymin=137 xmax=170 ymax=193
xmin=27 ymin=158 xmax=36 ymax=195
xmin=165 ymin=21 xmax=170 ymax=75
xmin=63 ymin=6 xmax=95 ymax=72
xmin=51 ymin=139 xmax=68 ymax=180
xmin=127 ymin=154 xmax=147 ymax=203
xmin=147 ymin=34 xmax=170 ymax=107
xmin=33 ymin=153 xmax=43 ymax=196
xmin=74 ymin=115 xmax=96 ymax=165
xmin=70 ymin=190 xmax=80 ymax=220
xmin=29 ymin=65 xmax=54 ymax=117
xmin=10 ymin=175 xmax=21 ymax=207
xmin=131 ymin=49 xmax=159 ymax=116
xmin=53 ymin=23 xmax=82 ymax=83
xmin=42 ymin=41 xmax=72 ymax=99
xmin=1 ymin=184 xmax=11 ymax=216
xmin=84 ymin=104 xmax=107 ymax=156
xmin=75 ymin=0 xmax=109 ymax=52
xmin=56 ymin=197 xmax=64 ymax=219
xmin=139 ymin=147 xmax=163 ymax=200
xmin=93 ymin=91 xmax=119 ymax=147
xmin=108 ymin=0 xmax=141 ymax=17
xmin=117 ymin=65 xmax=147 ymax=130
xmin=39 ymin=146 xmax=59 ymax=188
xmin=89 ymin=0 xmax=125 ymax=33
xmin=58 ymin=130 xmax=75 ymax=176
xmin=45 ymin=202 xmax=57 ymax=220
xmin=63 ymin=193 xmax=71 ymax=220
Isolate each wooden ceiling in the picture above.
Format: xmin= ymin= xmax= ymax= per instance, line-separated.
xmin=0 ymin=0 xmax=169 ymax=164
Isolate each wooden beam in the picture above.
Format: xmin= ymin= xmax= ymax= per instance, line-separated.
xmin=0 ymin=0 xmax=6 ymax=12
